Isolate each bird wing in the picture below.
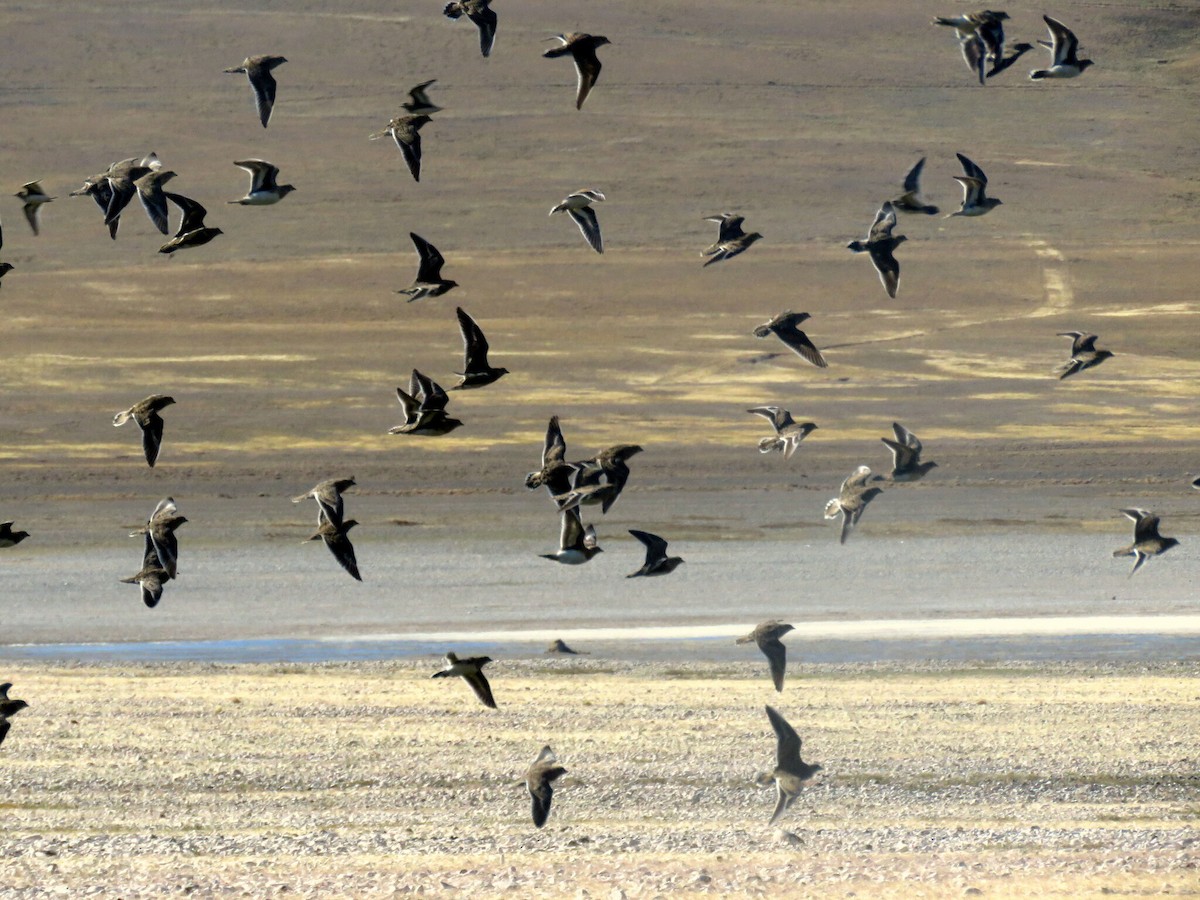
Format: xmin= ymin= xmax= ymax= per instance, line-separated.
xmin=629 ymin=529 xmax=668 ymax=566
xmin=529 ymin=778 xmax=555 ymax=827
xmin=136 ymin=176 xmax=172 ymax=235
xmin=408 ymin=79 xmax=437 ymax=107
xmin=953 ymin=176 xmax=984 ymax=207
xmin=395 ymin=385 xmax=420 ymax=423
xmin=248 ymin=67 xmax=279 ymax=127
xmin=773 ymin=320 xmax=828 ymax=368
xmin=573 ymin=49 xmax=602 ymax=110
xmin=413 ymin=370 xmax=450 ymax=411
xmin=394 ymin=125 xmax=423 ymax=182
xmin=746 ymin=407 xmax=786 ymax=431
xmin=1044 ymin=15 xmax=1078 ymax=67
xmin=841 ymin=465 xmax=873 ymax=491
xmin=234 ymin=159 xmax=279 ymax=192
xmin=455 ymin=307 xmax=489 ymax=369
xmin=766 ymin=705 xmax=802 ymax=768
xmin=410 ymin=232 xmax=445 ymax=281
xmin=141 ymin=572 xmax=165 ymax=608
xmin=1132 ymin=513 xmax=1163 ymax=543
xmin=149 ymin=526 xmax=179 ymax=580
xmin=469 ymin=5 xmax=498 ymax=57
xmin=543 ymin=416 xmax=567 ymax=466
xmin=559 ymin=507 xmax=584 ymax=550
xmin=838 ymin=509 xmax=854 ymax=544
xmin=103 ymin=177 xmax=138 ymax=227
xmin=711 ymin=214 xmax=745 ymax=242
xmin=955 ymin=153 xmax=988 ymax=185
xmin=881 ymin=437 xmax=916 ymax=472
xmin=759 ymin=637 xmax=788 ymax=692
xmin=867 ymin=243 xmax=900 ymax=298
xmin=21 ymin=201 xmax=41 ymax=236
xmin=140 ymin=413 xmax=166 ymax=467
xmin=769 ymin=781 xmax=792 ymax=826
xmin=567 ymin=207 xmax=603 ymax=253
xmin=464 ymin=669 xmax=497 ymax=708
xmin=893 ymin=422 xmax=922 ymax=454
xmin=902 ymin=158 xmax=926 ymax=194
xmin=868 ymin=201 xmax=898 ymax=241
xmin=164 ymin=192 xmax=209 ymax=236
xmin=959 ymin=34 xmax=986 ymax=84
xmin=324 ymin=528 xmax=362 ymax=582
xmin=979 ymin=18 xmax=1005 ymax=60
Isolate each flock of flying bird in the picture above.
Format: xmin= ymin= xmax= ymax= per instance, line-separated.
xmin=0 ymin=5 xmax=1191 ymax=831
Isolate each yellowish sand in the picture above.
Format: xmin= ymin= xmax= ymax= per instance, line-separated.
xmin=0 ymin=661 xmax=1196 ymax=897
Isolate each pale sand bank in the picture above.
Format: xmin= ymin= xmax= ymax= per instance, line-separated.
xmin=0 ymin=661 xmax=1196 ymax=898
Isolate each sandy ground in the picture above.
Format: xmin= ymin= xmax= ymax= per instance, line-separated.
xmin=1 ymin=661 xmax=1198 ymax=898
xmin=0 ymin=0 xmax=1199 ymax=895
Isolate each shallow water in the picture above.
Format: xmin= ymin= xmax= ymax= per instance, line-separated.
xmin=4 ymin=632 xmax=1198 ymax=664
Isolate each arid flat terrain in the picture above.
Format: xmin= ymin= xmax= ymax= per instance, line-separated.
xmin=1 ymin=661 xmax=1198 ymax=898
xmin=0 ymin=0 xmax=1198 ymax=895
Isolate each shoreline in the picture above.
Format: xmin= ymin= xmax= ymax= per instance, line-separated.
xmin=3 ymin=613 xmax=1198 ymax=664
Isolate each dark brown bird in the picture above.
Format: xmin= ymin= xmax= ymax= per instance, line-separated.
xmin=0 ymin=213 xmax=13 ymax=288
xmin=627 ymin=530 xmax=684 ymax=577
xmin=1113 ymin=508 xmax=1179 ymax=576
xmin=525 ymin=746 xmax=567 ymax=828
xmin=432 ymin=652 xmax=497 ymax=708
xmin=890 ymin=158 xmax=939 ymax=215
xmin=540 ymin=507 xmax=603 ymax=565
xmin=306 ymin=517 xmax=362 ymax=581
xmin=0 ymin=521 xmax=29 ymax=549
xmin=846 ymin=200 xmax=906 ymax=299
xmin=15 ymin=181 xmax=54 ymax=235
xmin=120 ymin=548 xmax=170 ymax=608
xmin=543 ymin=33 xmax=611 ymax=109
xmin=402 ymin=79 xmax=442 ymax=116
xmin=158 ymin=193 xmax=223 ymax=254
xmin=554 ymin=444 xmax=642 ymax=514
xmin=1056 ymin=331 xmax=1113 ymax=379
xmin=292 ymin=477 xmax=356 ymax=529
xmin=451 ymin=307 xmax=509 ymax=389
xmin=525 ymin=416 xmax=575 ymax=497
xmin=0 ymin=682 xmax=29 ymax=749
xmin=702 ymin=213 xmax=763 ymax=267
xmin=880 ymin=423 xmax=938 ymax=482
xmin=753 ymin=311 xmax=828 ymax=368
xmin=824 ymin=465 xmax=883 ymax=544
xmin=129 ymin=497 xmax=187 ymax=580
xmin=737 ymin=621 xmax=795 ymax=692
xmin=223 ymin=55 xmax=288 ymax=127
xmin=389 ymin=369 xmax=464 ymax=436
xmin=443 ymin=0 xmax=497 ymax=57
xmin=369 ymin=115 xmax=431 ymax=183
xmin=747 ymin=407 xmax=817 ymax=460
xmin=398 ymin=232 xmax=458 ymax=302
xmin=113 ymin=394 xmax=176 ymax=467
xmin=763 ymin=705 xmax=822 ymax=825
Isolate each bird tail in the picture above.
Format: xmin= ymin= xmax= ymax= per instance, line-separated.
xmin=113 ymin=410 xmax=133 ymax=426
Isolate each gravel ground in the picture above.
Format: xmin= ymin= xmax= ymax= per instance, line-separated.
xmin=0 ymin=660 xmax=1197 ymax=897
